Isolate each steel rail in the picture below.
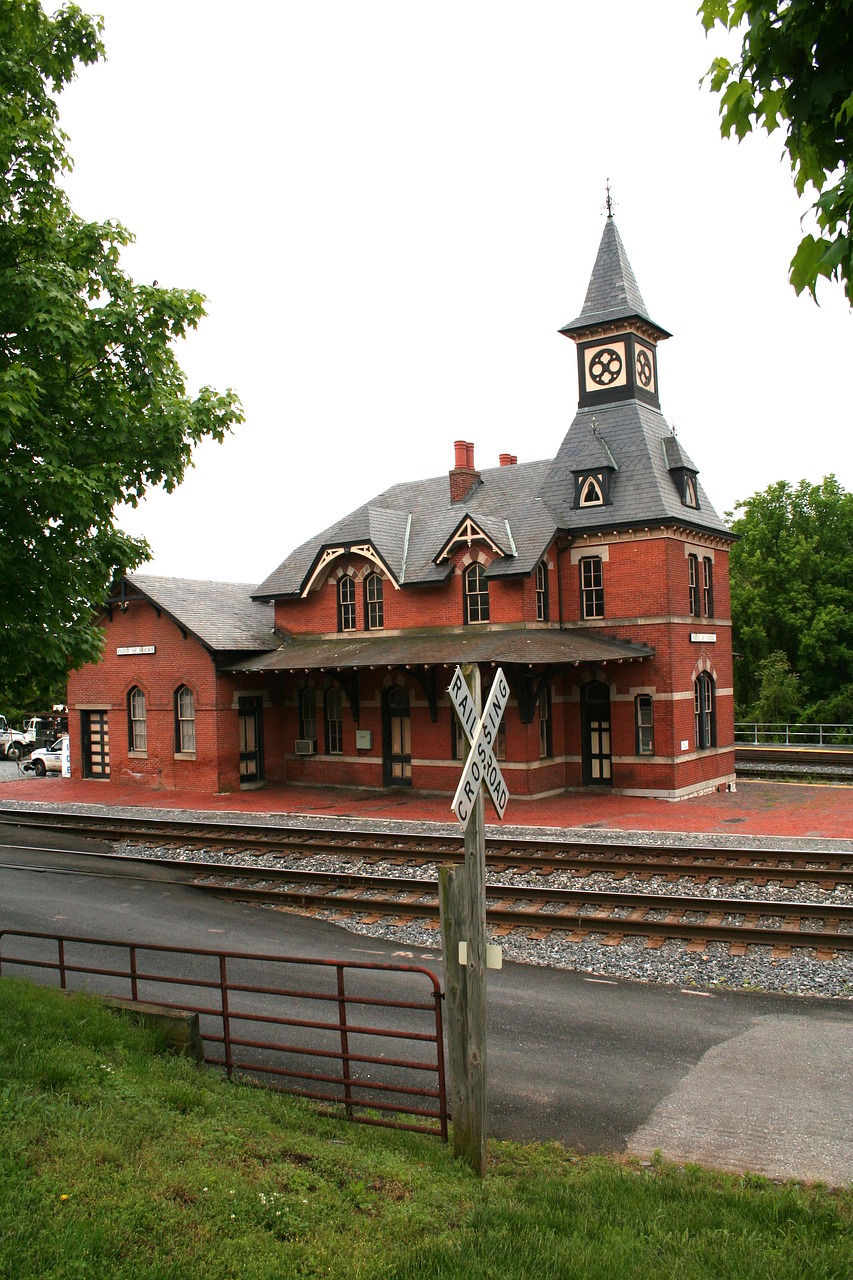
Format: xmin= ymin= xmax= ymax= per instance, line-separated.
xmin=5 ymin=843 xmax=850 ymax=955
xmin=3 ymin=810 xmax=853 ymax=886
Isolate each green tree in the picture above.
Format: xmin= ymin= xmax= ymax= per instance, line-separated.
xmin=729 ymin=476 xmax=853 ymax=721
xmin=747 ymin=650 xmax=801 ymax=726
xmin=0 ymin=1 xmax=242 ymax=705
xmin=699 ymin=0 xmax=853 ymax=304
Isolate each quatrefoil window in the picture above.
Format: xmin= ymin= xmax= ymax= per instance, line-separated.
xmin=588 ymin=348 xmax=623 ymax=386
xmin=636 ymin=349 xmax=652 ymax=387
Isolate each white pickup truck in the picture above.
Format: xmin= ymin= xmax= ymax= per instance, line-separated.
xmin=0 ymin=715 xmax=29 ymax=761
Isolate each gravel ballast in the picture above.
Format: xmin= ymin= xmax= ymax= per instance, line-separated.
xmin=100 ymin=821 xmax=853 ymax=1002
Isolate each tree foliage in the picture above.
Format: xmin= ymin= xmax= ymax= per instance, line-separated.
xmin=729 ymin=476 xmax=853 ymax=721
xmin=0 ymin=1 xmax=242 ymax=704
xmin=699 ymin=0 xmax=853 ymax=305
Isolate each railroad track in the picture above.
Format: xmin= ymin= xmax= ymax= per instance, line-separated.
xmin=2 ymin=810 xmax=853 ymax=959
xmin=4 ymin=808 xmax=853 ymax=886
xmin=735 ymin=744 xmax=853 ymax=781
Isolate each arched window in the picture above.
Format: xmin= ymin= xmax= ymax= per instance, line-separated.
xmin=128 ymin=686 xmax=147 ymax=753
xmin=337 ymin=575 xmax=356 ymax=632
xmin=463 ymin=562 xmax=489 ymax=624
xmin=688 ymin=553 xmax=700 ymax=617
xmin=175 ymin=685 xmax=196 ymax=753
xmin=702 ymin=557 xmax=714 ymax=618
xmin=324 ymin=686 xmax=343 ymax=754
xmin=579 ymin=476 xmax=603 ymax=506
xmin=694 ymin=673 xmax=716 ymax=750
xmin=364 ymin=573 xmax=384 ymax=630
xmin=535 ymin=560 xmax=549 ymax=622
xmin=298 ymin=686 xmax=317 ymax=745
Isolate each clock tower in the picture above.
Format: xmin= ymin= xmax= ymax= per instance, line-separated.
xmin=559 ymin=212 xmax=670 ymax=410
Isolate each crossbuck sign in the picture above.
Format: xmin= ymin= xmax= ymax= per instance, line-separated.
xmin=449 ymin=666 xmax=510 ymax=826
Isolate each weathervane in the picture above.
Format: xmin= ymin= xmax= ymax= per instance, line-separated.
xmin=604 ymin=178 xmax=614 ymax=219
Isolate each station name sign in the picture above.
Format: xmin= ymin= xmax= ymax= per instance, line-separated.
xmin=116 ymin=645 xmax=156 ymax=656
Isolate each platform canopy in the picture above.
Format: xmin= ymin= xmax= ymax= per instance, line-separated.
xmin=224 ymin=625 xmax=653 ymax=675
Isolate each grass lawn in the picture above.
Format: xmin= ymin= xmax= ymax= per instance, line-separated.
xmin=0 ymin=976 xmax=851 ymax=1279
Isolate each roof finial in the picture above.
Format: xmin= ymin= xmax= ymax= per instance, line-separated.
xmin=604 ymin=178 xmax=614 ymax=220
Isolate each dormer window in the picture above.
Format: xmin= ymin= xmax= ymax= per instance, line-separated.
xmin=666 ymin=459 xmax=700 ymax=510
xmin=573 ymin=469 xmax=612 ymax=509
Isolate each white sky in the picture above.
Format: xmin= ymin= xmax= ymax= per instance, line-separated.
xmin=57 ymin=0 xmax=852 ymax=584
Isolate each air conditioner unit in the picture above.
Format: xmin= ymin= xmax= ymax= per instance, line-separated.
xmin=294 ymin=739 xmax=316 ymax=756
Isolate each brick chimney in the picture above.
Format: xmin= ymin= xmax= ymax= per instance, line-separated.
xmin=450 ymin=440 xmax=481 ymax=503
xmin=499 ymin=453 xmax=518 ymax=467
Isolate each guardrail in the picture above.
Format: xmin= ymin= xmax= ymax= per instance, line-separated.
xmin=0 ymin=930 xmax=448 ymax=1140
xmin=734 ymin=723 xmax=853 ymax=747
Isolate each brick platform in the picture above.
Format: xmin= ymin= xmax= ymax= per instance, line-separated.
xmin=1 ymin=774 xmax=852 ymax=840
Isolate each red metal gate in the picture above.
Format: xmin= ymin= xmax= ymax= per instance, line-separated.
xmin=0 ymin=930 xmax=447 ymax=1139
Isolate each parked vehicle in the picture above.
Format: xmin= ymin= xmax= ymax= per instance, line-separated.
xmin=0 ymin=715 xmax=29 ymax=761
xmin=23 ymin=734 xmax=68 ymax=777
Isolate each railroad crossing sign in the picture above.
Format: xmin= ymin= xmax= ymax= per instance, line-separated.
xmin=449 ymin=666 xmax=510 ymax=825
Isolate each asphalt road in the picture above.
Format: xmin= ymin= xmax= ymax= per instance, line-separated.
xmin=2 ymin=822 xmax=852 ymax=1183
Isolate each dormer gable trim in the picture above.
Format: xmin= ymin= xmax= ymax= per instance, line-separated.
xmin=574 ymin=469 xmax=615 ymax=509
xmin=435 ymin=514 xmax=509 ymax=564
xmin=300 ymin=543 xmax=400 ymax=598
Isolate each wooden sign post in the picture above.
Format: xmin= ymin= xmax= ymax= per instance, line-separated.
xmin=440 ymin=663 xmax=508 ymax=1177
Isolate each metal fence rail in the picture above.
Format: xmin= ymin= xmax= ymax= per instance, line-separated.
xmin=0 ymin=930 xmax=448 ymax=1140
xmin=735 ymin=722 xmax=853 ymax=747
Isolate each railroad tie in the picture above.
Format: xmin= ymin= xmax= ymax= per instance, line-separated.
xmin=600 ymin=933 xmax=624 ymax=947
xmin=526 ymin=926 xmax=554 ymax=940
xmin=490 ymin=898 xmax=522 ymax=914
xmin=643 ymin=936 xmax=665 ymax=949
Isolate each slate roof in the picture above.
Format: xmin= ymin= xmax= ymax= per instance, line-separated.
xmin=559 ymin=217 xmax=670 ymax=339
xmin=125 ymin=575 xmax=275 ymax=652
xmin=224 ymin=625 xmax=654 ymax=674
xmin=540 ymin=402 xmax=729 ymax=537
xmin=253 ymin=458 xmax=558 ymax=598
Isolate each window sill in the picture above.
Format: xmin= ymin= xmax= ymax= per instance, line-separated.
xmin=128 ymin=750 xmax=148 ymax=760
xmin=174 ymin=752 xmax=197 ymax=761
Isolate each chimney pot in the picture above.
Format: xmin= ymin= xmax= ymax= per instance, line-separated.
xmin=499 ymin=453 xmax=512 ymax=467
xmin=465 ymin=442 xmax=475 ymax=469
xmin=453 ymin=440 xmax=467 ymax=468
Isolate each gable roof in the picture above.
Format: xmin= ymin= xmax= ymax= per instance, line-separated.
xmin=124 ymin=575 xmax=275 ymax=652
xmin=253 ymin=458 xmax=558 ymax=599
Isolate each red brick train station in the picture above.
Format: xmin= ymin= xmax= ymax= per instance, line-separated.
xmin=67 ymin=216 xmax=735 ymax=801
